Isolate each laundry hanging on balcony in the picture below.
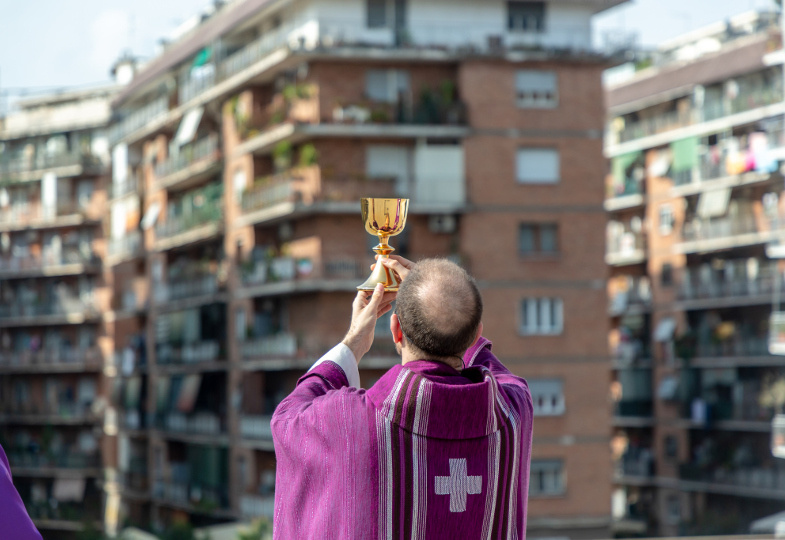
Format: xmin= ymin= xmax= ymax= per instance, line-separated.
xmin=670 ymin=137 xmax=699 ymax=172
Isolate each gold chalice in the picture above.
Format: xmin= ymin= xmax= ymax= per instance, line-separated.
xmin=357 ymin=198 xmax=409 ymax=291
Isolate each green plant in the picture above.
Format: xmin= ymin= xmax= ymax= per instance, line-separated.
xmin=298 ymin=143 xmax=318 ymax=167
xmin=272 ymin=141 xmax=293 ymax=171
xmin=237 ymin=518 xmax=272 ymax=540
xmin=439 ymin=80 xmax=456 ymax=105
xmin=370 ymin=108 xmax=390 ymax=123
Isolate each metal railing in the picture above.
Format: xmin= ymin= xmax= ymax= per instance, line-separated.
xmin=0 ymin=152 xmax=101 ymax=180
xmin=155 ymin=201 xmax=223 ymax=239
xmin=0 ymin=200 xmax=89 ymax=225
xmin=0 ymin=297 xmax=97 ymax=320
xmin=0 ymin=347 xmax=101 ymax=368
xmin=6 ymin=450 xmax=100 ymax=469
xmin=0 ymin=250 xmax=98 ymax=274
xmin=153 ymin=479 xmax=229 ymax=510
xmin=239 ymin=415 xmax=273 ymax=440
xmin=694 ymin=336 xmax=769 ymax=358
xmin=108 ymin=231 xmax=143 ymax=260
xmin=110 ymin=96 xmax=170 ymax=144
xmin=156 ymin=340 xmax=221 ymax=365
xmin=680 ymin=213 xmax=762 ymax=243
xmin=606 ymin=231 xmax=646 ymax=260
xmin=154 ymin=135 xmax=220 ymax=181
xmin=240 ymin=494 xmax=275 ymax=519
xmin=677 ymin=260 xmax=779 ymax=301
xmin=680 ymin=463 xmax=785 ymax=491
xmin=241 ymin=335 xmax=297 ymax=358
xmin=162 ymin=412 xmax=224 ymax=435
xmin=241 ymin=257 xmax=365 ymax=287
xmin=155 ymin=274 xmax=219 ymax=303
xmin=615 ymin=449 xmax=654 ymax=477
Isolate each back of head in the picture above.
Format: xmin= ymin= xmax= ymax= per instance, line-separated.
xmin=395 ymin=258 xmax=483 ymax=359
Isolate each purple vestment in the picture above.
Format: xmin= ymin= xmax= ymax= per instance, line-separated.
xmin=0 ymin=444 xmax=43 ymax=539
xmin=272 ymin=337 xmax=533 ymax=539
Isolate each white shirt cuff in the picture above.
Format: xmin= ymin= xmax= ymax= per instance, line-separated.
xmin=308 ymin=343 xmax=361 ymax=388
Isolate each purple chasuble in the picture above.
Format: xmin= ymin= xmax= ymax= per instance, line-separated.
xmin=0 ymin=444 xmax=43 ymax=539
xmin=272 ymin=337 xmax=533 ymax=539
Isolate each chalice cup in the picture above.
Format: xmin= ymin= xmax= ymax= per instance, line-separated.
xmin=357 ymin=198 xmax=409 ymax=291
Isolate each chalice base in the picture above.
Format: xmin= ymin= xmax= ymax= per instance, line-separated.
xmin=357 ymin=256 xmax=400 ymax=291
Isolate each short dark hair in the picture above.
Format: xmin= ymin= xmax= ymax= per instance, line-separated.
xmin=395 ymin=258 xmax=483 ymax=359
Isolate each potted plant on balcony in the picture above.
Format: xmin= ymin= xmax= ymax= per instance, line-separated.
xmin=272 ymin=141 xmax=293 ymax=172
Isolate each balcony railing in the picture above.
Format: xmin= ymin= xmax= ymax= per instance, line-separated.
xmin=680 ymin=213 xmax=762 ymax=244
xmin=0 ymin=402 xmax=97 ymax=420
xmin=239 ymin=415 xmax=273 ymax=440
xmin=677 ymin=260 xmax=779 ymax=301
xmin=6 ymin=450 xmax=100 ymax=470
xmin=161 ymin=412 xmax=224 ymax=436
xmin=0 ymin=152 xmax=101 ymax=180
xmin=108 ymin=231 xmax=143 ymax=260
xmin=241 ymin=256 xmax=366 ymax=288
xmin=241 ymin=335 xmax=297 ymax=358
xmin=155 ymin=201 xmax=223 ymax=240
xmin=0 ymin=251 xmax=98 ymax=275
xmin=0 ymin=201 xmax=90 ymax=226
xmin=615 ymin=449 xmax=654 ymax=478
xmin=155 ymin=274 xmax=219 ymax=303
xmin=606 ymin=231 xmax=646 ymax=264
xmin=153 ymin=480 xmax=229 ymax=511
xmin=110 ymin=96 xmax=170 ymax=144
xmin=679 ymin=463 xmax=785 ymax=492
xmin=609 ymin=276 xmax=651 ymax=315
xmin=157 ymin=340 xmax=221 ymax=365
xmin=0 ymin=347 xmax=101 ymax=369
xmin=0 ymin=298 xmax=97 ymax=320
xmin=694 ymin=336 xmax=769 ymax=358
xmin=154 ymin=135 xmax=220 ymax=182
xmin=240 ymin=494 xmax=275 ymax=520
xmin=618 ymin=87 xmax=784 ymax=144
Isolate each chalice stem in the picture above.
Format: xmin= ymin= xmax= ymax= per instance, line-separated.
xmin=358 ymin=234 xmax=400 ymax=291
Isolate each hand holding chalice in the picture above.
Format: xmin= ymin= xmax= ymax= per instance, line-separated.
xmin=357 ymin=198 xmax=409 ymax=291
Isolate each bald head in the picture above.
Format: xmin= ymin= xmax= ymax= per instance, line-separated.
xmin=395 ymin=259 xmax=483 ymax=359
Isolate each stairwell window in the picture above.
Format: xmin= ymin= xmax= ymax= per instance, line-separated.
xmin=516 ymin=148 xmax=560 ymax=184
xmin=520 ymin=297 xmax=563 ymax=335
xmin=529 ymin=379 xmax=565 ymax=416
xmin=516 ymin=70 xmax=557 ymax=108
xmin=508 ymin=1 xmax=546 ymax=32
xmin=529 ymin=459 xmax=564 ymax=497
xmin=519 ymin=223 xmax=559 ymax=256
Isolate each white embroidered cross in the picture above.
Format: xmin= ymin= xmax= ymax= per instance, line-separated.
xmin=435 ymin=458 xmax=482 ymax=512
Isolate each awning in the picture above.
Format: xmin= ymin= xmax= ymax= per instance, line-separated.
xmin=697 ymin=187 xmax=731 ymax=219
xmin=654 ymin=317 xmax=676 ymax=342
xmin=176 ymin=374 xmax=202 ymax=413
xmin=53 ymin=478 xmax=86 ymax=502
xmin=671 ymin=136 xmax=699 ymax=172
xmin=173 ymin=107 xmax=204 ymax=147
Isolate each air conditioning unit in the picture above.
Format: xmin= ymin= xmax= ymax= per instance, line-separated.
xmin=428 ymin=215 xmax=457 ymax=234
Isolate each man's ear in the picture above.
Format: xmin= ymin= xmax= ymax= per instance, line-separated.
xmin=391 ymin=313 xmax=403 ymax=344
xmin=469 ymin=321 xmax=484 ymax=348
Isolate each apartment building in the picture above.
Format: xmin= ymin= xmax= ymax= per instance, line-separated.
xmin=0 ymin=87 xmax=115 ymax=538
xmin=605 ymin=11 xmax=785 ymax=536
xmin=100 ymin=0 xmax=623 ymax=535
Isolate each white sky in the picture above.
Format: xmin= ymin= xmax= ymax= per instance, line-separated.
xmin=0 ymin=0 xmax=780 ymax=96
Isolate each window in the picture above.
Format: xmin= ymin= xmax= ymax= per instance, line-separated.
xmin=366 ymin=69 xmax=410 ymax=103
xmin=529 ymin=459 xmax=564 ymax=497
xmin=519 ymin=223 xmax=558 ymax=255
xmin=516 ymin=148 xmax=559 ymax=184
xmin=367 ymin=0 xmax=387 ymax=28
xmin=520 ymin=297 xmax=563 ymax=335
xmin=516 ymin=70 xmax=557 ymax=108
xmin=508 ymin=1 xmax=546 ymax=32
xmin=529 ymin=379 xmax=564 ymax=416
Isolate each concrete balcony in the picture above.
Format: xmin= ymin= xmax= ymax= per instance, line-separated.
xmin=0 ymin=152 xmax=104 ymax=185
xmin=676 ymin=261 xmax=780 ymax=309
xmin=0 ymin=404 xmax=99 ymax=425
xmin=153 ymin=479 xmax=232 ymax=515
xmin=608 ymin=276 xmax=651 ymax=316
xmin=154 ymin=274 xmax=224 ymax=311
xmin=0 ymin=347 xmax=102 ymax=373
xmin=604 ymin=179 xmax=645 ymax=212
xmin=107 ymin=231 xmax=143 ymax=265
xmin=614 ymin=449 xmax=655 ymax=484
xmin=0 ymin=298 xmax=99 ymax=327
xmin=240 ymin=494 xmax=275 ymax=521
xmin=108 ymin=174 xmax=141 ymax=201
xmin=239 ymin=415 xmax=273 ymax=444
xmin=676 ymin=463 xmax=785 ymax=500
xmin=676 ymin=214 xmax=776 ymax=254
xmin=109 ymin=95 xmax=169 ymax=145
xmin=154 ymin=135 xmax=221 ymax=191
xmin=238 ymin=256 xmax=366 ymax=297
xmin=0 ymin=200 xmax=98 ymax=232
xmin=6 ymin=450 xmax=101 ymax=475
xmin=606 ymin=232 xmax=646 ymax=266
xmin=154 ymin=201 xmax=224 ymax=251
xmin=691 ymin=337 xmax=774 ymax=368
xmin=157 ymin=340 xmax=222 ymax=367
xmin=241 ymin=335 xmax=297 ymax=359
xmin=0 ymin=251 xmax=99 ymax=279
xmin=161 ymin=412 xmax=225 ymax=438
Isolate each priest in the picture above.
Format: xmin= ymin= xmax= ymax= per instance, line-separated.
xmin=272 ymin=257 xmax=533 ymax=539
